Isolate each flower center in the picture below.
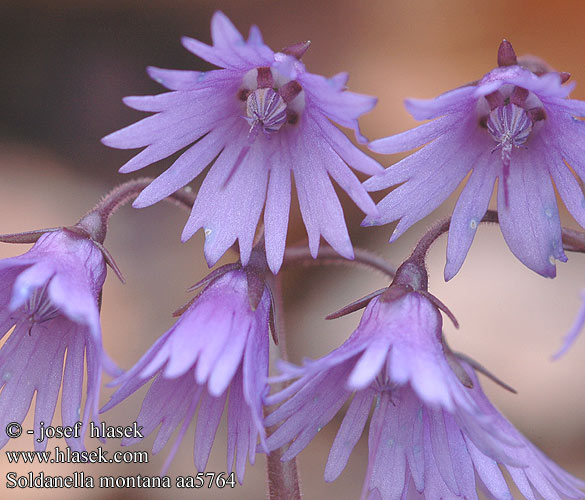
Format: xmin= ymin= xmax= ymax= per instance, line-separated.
xmin=238 ymin=67 xmax=304 ymax=135
xmin=486 ymin=103 xmax=532 ymax=158
xmin=480 ymin=86 xmax=546 ymax=206
xmin=223 ymin=68 xmax=305 ymax=185
xmin=245 ymin=88 xmax=288 ymax=134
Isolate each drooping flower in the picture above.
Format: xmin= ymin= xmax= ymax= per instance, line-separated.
xmin=364 ymin=39 xmax=585 ymax=280
xmin=101 ymin=266 xmax=271 ymax=483
xmin=102 ymin=11 xmax=381 ymax=274
xmin=0 ymin=229 xmax=107 ymax=451
xmin=265 ymin=270 xmax=585 ymax=499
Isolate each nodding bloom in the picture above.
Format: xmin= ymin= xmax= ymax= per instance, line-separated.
xmin=101 ymin=267 xmax=271 ymax=483
xmin=364 ymin=39 xmax=585 ymax=280
xmin=265 ymin=279 xmax=585 ymax=499
xmin=0 ymin=229 xmax=107 ymax=451
xmin=102 ymin=10 xmax=381 ymax=274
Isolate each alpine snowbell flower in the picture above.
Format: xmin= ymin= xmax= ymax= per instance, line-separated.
xmin=101 ymin=267 xmax=271 ymax=483
xmin=0 ymin=229 xmax=107 ymax=451
xmin=102 ymin=11 xmax=381 ymax=273
xmin=265 ymin=263 xmax=585 ymax=500
xmin=364 ymin=39 xmax=585 ymax=280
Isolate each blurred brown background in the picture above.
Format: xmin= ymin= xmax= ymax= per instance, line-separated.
xmin=1 ymin=0 xmax=584 ymax=498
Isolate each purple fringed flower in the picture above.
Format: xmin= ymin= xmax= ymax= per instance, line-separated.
xmin=364 ymin=40 xmax=585 ymax=280
xmin=101 ymin=268 xmax=270 ymax=483
xmin=0 ymin=230 xmax=107 ymax=451
xmin=102 ymin=11 xmax=381 ymax=274
xmin=265 ymin=289 xmax=585 ymax=500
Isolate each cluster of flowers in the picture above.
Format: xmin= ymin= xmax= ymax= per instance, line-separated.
xmin=1 ymin=11 xmax=585 ymax=500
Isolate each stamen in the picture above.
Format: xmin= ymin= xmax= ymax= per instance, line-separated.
xmin=486 ymin=103 xmax=533 ymax=206
xmin=23 ymin=282 xmax=59 ymax=335
xmin=245 ymin=88 xmax=288 ymax=133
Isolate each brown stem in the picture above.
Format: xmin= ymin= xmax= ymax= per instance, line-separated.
xmin=283 ymin=246 xmax=395 ymax=278
xmin=408 ymin=210 xmax=500 ymax=266
xmin=75 ymin=177 xmax=195 ymax=245
xmin=562 ymin=227 xmax=585 ymax=254
xmin=91 ymin=177 xmax=194 ymax=223
xmin=265 ymin=274 xmax=302 ymax=500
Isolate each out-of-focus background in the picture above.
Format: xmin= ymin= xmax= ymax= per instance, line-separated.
xmin=1 ymin=0 xmax=584 ymax=498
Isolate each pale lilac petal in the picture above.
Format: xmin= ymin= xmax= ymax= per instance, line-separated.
xmin=147 ymin=66 xmax=206 ymax=91
xmin=0 ymin=327 xmax=43 ymax=449
xmin=539 ymin=136 xmax=585 ymax=229
xmin=264 ymin=152 xmax=292 ymax=274
xmin=404 ymin=86 xmax=475 ymax=120
xmin=347 ymin=339 xmax=390 ymax=390
xmin=49 ymin=271 xmax=100 ymax=336
xmin=369 ymin=114 xmax=461 ymax=154
xmin=194 ymin=389 xmax=228 ymax=471
xmin=210 ymin=11 xmax=244 ymax=48
xmin=247 ymin=25 xmax=263 ymax=45
xmin=242 ymin=294 xmax=270 ymax=445
xmin=302 ymin=116 xmax=377 ymax=216
xmin=325 ymin=390 xmax=374 ymax=482
xmin=9 ymin=261 xmax=54 ymax=310
xmin=428 ymin=408 xmax=460 ymax=493
xmin=30 ymin=329 xmax=67 ymax=451
xmin=365 ymin=120 xmax=485 ymax=240
xmin=546 ymin=97 xmax=585 ymax=117
xmin=208 ymin=319 xmax=248 ymax=396
xmin=61 ymin=329 xmax=86 ymax=447
xmin=133 ymin=118 xmax=237 ymax=208
xmin=445 ymin=152 xmax=498 ymax=280
xmin=497 ymin=149 xmax=566 ymax=278
xmin=293 ymin=127 xmax=354 ymax=259
xmin=182 ymin=125 xmax=269 ymax=266
xmin=466 ymin=438 xmax=513 ymax=500
xmin=312 ymin=112 xmax=382 ymax=175
xmin=364 ymin=126 xmax=465 ymax=192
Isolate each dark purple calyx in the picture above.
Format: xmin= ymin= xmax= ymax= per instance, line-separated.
xmin=497 ymin=39 xmax=517 ymax=67
xmin=280 ymin=40 xmax=311 ymax=60
xmin=326 ymin=256 xmax=459 ymax=330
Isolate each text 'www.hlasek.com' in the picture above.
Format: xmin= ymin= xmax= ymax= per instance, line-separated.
xmin=3 ymin=421 xmax=237 ymax=490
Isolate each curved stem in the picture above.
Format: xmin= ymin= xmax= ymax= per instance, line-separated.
xmin=406 ymin=209 xmax=585 ymax=266
xmin=265 ymin=274 xmax=302 ymax=500
xmin=283 ymin=246 xmax=395 ymax=278
xmin=75 ymin=177 xmax=196 ymax=245
xmin=562 ymin=227 xmax=585 ymax=254
xmin=91 ymin=177 xmax=195 ymax=223
xmin=408 ymin=210 xmax=500 ymax=266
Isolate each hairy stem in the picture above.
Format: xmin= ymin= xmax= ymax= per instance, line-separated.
xmin=91 ymin=177 xmax=195 ymax=222
xmin=265 ymin=274 xmax=302 ymax=500
xmin=408 ymin=210 xmax=500 ymax=266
